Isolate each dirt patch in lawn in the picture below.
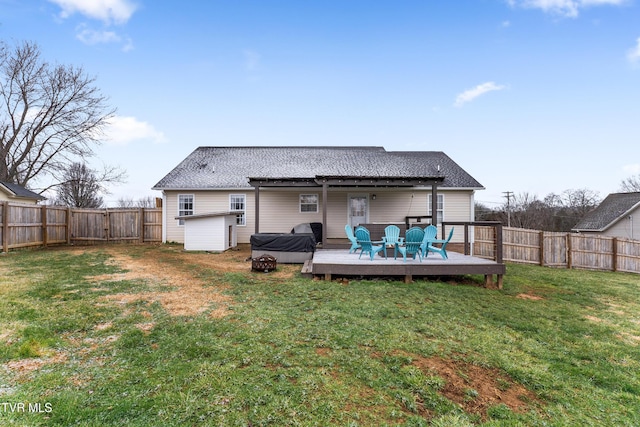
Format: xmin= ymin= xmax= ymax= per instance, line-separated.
xmin=4 ymin=352 xmax=68 ymax=375
xmin=396 ymin=351 xmax=540 ymax=421
xmin=85 ymin=244 xmax=296 ymax=317
xmin=186 ymin=245 xmax=299 ymax=280
xmin=87 ymin=246 xmax=235 ymax=317
xmin=516 ymin=293 xmax=544 ymax=301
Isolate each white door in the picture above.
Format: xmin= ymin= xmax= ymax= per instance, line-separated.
xmin=349 ymin=195 xmax=369 ymax=228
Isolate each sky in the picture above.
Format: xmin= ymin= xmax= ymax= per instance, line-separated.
xmin=2 ymin=0 xmax=640 ymax=207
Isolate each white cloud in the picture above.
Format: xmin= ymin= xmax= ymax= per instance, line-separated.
xmin=627 ymin=37 xmax=640 ymax=65
xmin=76 ymin=24 xmax=120 ymax=44
xmin=507 ymin=0 xmax=626 ymax=18
xmin=48 ymin=0 xmax=138 ymax=25
xmin=104 ymin=116 xmax=168 ymax=145
xmin=49 ymin=0 xmax=137 ymax=50
xmin=74 ymin=24 xmax=134 ymax=51
xmin=454 ymin=82 xmax=506 ymax=108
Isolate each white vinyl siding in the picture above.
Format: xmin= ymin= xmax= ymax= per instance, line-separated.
xmin=164 ymin=190 xmax=254 ymax=243
xmin=255 ymin=190 xmax=322 ymax=233
xmin=162 ymin=188 xmax=475 ymax=244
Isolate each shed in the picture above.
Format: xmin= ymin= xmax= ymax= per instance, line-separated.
xmin=175 ymin=212 xmax=237 ymax=251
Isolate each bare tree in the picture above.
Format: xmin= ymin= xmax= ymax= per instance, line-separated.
xmin=0 ymin=40 xmax=114 ymax=190
xmin=487 ymin=188 xmax=600 ymax=231
xmin=559 ymin=188 xmax=600 ymax=215
xmin=505 ymin=192 xmax=543 ymax=229
xmin=545 ymin=188 xmax=600 ymax=231
xmin=620 ymin=174 xmax=640 ymax=192
xmin=116 ymin=196 xmax=157 ymax=208
xmin=54 ymin=162 xmax=125 ymax=208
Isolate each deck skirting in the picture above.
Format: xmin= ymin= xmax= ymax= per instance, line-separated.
xmin=310 ymin=249 xmax=505 ymax=288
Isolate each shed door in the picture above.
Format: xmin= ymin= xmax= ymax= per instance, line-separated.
xmin=348 ymin=194 xmax=369 ymax=228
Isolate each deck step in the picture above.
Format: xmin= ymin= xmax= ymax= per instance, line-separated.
xmin=301 ymin=259 xmax=313 ymax=276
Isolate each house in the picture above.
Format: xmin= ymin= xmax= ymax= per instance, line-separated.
xmin=572 ymin=192 xmax=640 ymax=240
xmin=152 ymin=146 xmax=484 ymax=245
xmin=0 ymin=181 xmax=45 ymax=205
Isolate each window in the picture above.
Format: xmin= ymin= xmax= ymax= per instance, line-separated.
xmin=428 ymin=194 xmax=444 ymax=224
xmin=178 ymin=194 xmax=194 ymax=225
xmin=299 ymin=194 xmax=318 ymax=213
xmin=230 ymin=194 xmax=246 ymax=226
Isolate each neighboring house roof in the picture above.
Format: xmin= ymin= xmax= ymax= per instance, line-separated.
xmin=572 ymin=192 xmax=640 ymax=232
xmin=0 ymin=181 xmax=46 ymax=201
xmin=152 ymin=146 xmax=484 ymax=190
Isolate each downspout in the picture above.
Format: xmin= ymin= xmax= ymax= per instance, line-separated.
xmin=431 ymin=183 xmax=438 ymax=233
xmin=322 ymin=182 xmax=328 ymax=246
xmin=161 ymin=191 xmax=167 ymax=242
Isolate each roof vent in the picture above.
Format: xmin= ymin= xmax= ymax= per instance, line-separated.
xmin=198 ymin=163 xmax=213 ymax=172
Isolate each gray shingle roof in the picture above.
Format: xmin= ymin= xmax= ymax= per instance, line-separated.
xmin=152 ymin=146 xmax=483 ymax=190
xmin=573 ymin=192 xmax=640 ymax=231
xmin=0 ymin=181 xmax=45 ymax=201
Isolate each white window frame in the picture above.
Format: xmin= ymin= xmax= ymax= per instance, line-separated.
xmin=428 ymin=194 xmax=445 ymax=225
xmin=299 ymin=193 xmax=319 ymax=213
xmin=177 ymin=194 xmax=194 ymax=226
xmin=229 ymin=194 xmax=246 ymax=226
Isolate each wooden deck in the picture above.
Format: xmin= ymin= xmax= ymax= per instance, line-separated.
xmin=306 ymin=249 xmax=506 ymax=288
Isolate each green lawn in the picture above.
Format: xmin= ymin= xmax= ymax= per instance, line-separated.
xmin=1 ymin=244 xmax=639 ymax=426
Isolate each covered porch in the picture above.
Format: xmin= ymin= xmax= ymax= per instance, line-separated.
xmin=249 ymin=174 xmax=445 ymax=246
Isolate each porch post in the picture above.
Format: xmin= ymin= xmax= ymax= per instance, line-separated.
xmin=322 ymin=182 xmax=328 ymax=246
xmin=254 ymin=185 xmax=260 ymax=234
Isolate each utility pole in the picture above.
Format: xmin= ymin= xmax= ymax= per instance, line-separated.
xmin=503 ymin=191 xmax=513 ymax=228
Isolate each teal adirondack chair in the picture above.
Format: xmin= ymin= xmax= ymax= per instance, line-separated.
xmin=395 ymin=227 xmax=425 ymax=262
xmin=419 ymin=225 xmax=438 ymax=258
xmin=345 ymin=224 xmax=362 ymax=254
xmin=425 ymin=227 xmax=454 ymax=259
xmin=355 ymin=227 xmax=384 ymax=260
xmin=382 ymin=225 xmax=404 ymax=259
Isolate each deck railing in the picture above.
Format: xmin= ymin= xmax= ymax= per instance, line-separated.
xmin=442 ymin=221 xmax=503 ymax=264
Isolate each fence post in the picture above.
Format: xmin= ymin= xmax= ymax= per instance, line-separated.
xmin=2 ymin=201 xmax=8 ymax=253
xmin=495 ymin=224 xmax=503 ymax=263
xmin=139 ymin=208 xmax=144 ymax=243
xmin=66 ymin=208 xmax=72 ymax=244
xmin=612 ymin=237 xmax=618 ymax=272
xmin=104 ymin=210 xmax=110 ymax=242
xmin=567 ymin=234 xmax=572 ymax=269
xmin=539 ymin=231 xmax=545 ymax=266
xmin=42 ymin=205 xmax=48 ymax=247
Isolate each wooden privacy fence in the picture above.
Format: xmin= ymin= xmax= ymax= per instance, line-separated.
xmin=473 ymin=225 xmax=640 ymax=274
xmin=1 ymin=202 xmax=162 ymax=252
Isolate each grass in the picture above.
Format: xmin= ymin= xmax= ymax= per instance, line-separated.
xmin=0 ymin=244 xmax=639 ymax=426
